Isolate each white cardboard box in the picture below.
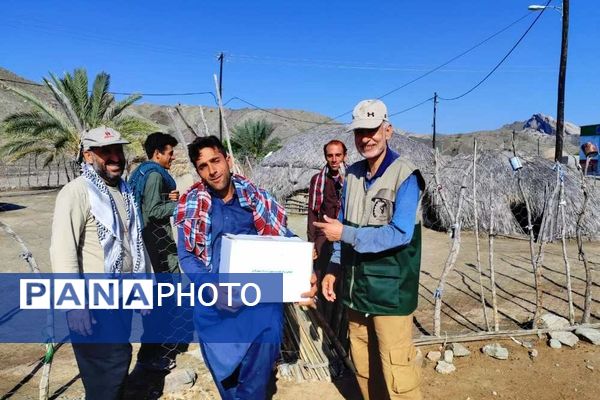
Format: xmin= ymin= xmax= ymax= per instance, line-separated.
xmin=219 ymin=234 xmax=313 ymax=302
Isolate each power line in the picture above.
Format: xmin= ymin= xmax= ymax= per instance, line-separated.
xmin=283 ymin=12 xmax=535 ymax=134
xmin=0 ymin=78 xmax=216 ymax=100
xmin=110 ymin=90 xmax=215 ymax=98
xmin=438 ymin=0 xmax=551 ymax=101
xmin=376 ymin=12 xmax=533 ymax=101
xmin=389 ymin=97 xmax=434 ymax=117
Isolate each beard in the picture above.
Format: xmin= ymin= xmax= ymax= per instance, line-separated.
xmin=93 ymin=159 xmax=125 ymax=187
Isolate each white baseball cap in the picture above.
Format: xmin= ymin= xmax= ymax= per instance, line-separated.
xmin=82 ymin=126 xmax=130 ymax=150
xmin=347 ymin=99 xmax=388 ymax=132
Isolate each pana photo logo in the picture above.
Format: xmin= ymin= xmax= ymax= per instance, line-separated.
xmin=19 ymin=279 xmax=262 ymax=310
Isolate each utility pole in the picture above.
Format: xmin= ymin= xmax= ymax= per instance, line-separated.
xmin=432 ymin=92 xmax=438 ymax=149
xmin=218 ymin=52 xmax=224 ymax=141
xmin=555 ymin=0 xmax=569 ymax=162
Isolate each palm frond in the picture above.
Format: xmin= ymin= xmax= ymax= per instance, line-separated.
xmin=0 ymin=137 xmax=52 ymax=160
xmin=2 ymin=85 xmax=71 ymax=131
xmin=51 ymin=69 xmax=89 ymax=124
xmin=88 ymin=72 xmax=113 ymax=126
xmin=106 ymin=93 xmax=141 ymax=121
xmin=110 ymin=115 xmax=158 ymax=136
xmin=43 ymin=78 xmax=84 ymax=132
xmin=231 ymin=119 xmax=279 ymax=161
xmin=3 ymin=111 xmax=70 ymax=138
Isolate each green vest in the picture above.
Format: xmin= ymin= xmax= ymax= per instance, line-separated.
xmin=341 ymin=157 xmax=423 ymax=316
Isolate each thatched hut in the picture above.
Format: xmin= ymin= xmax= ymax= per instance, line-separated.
xmin=254 ymin=127 xmax=600 ymax=239
xmin=252 ymin=125 xmax=434 ymax=200
xmin=424 ymin=150 xmax=600 ymax=238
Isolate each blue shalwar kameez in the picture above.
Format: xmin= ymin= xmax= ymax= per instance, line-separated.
xmin=177 ymin=193 xmax=287 ymax=399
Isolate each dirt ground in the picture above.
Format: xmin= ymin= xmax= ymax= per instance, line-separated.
xmin=1 ymin=190 xmax=599 ymax=399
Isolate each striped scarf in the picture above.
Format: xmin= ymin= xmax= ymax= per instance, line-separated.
xmin=174 ymin=175 xmax=287 ymax=269
xmin=82 ymin=164 xmax=146 ymax=274
xmin=310 ymin=165 xmax=345 ymax=212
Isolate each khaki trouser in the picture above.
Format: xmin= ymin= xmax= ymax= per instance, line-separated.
xmin=348 ymin=309 xmax=422 ymax=400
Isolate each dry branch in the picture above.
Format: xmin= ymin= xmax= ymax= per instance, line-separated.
xmin=414 ymin=323 xmax=600 ymax=346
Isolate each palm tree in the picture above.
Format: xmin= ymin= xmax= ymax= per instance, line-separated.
xmin=0 ymin=68 xmax=156 ymax=176
xmin=230 ymin=119 xmax=281 ymax=165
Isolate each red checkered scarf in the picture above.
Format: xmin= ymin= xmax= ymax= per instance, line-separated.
xmin=310 ymin=165 xmax=345 ymax=212
xmin=174 ymin=174 xmax=287 ymax=268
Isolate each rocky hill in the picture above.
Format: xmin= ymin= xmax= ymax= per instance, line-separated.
xmin=410 ymin=116 xmax=580 ymax=158
xmin=0 ymin=67 xmax=581 ymax=159
xmin=0 ymin=67 xmax=334 ymax=144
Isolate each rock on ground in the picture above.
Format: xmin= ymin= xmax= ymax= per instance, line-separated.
xmin=164 ymin=368 xmax=197 ymax=394
xmin=427 ymin=351 xmax=441 ymax=362
xmin=443 ymin=350 xmax=454 ymax=363
xmin=549 ymin=331 xmax=579 ymax=347
xmin=450 ymin=343 xmax=471 ymax=357
xmin=482 ymin=343 xmax=509 ymax=360
xmin=549 ymin=338 xmax=562 ymax=349
xmin=575 ymin=327 xmax=600 ymax=345
xmin=435 ymin=360 xmax=456 ymax=374
xmin=529 ymin=349 xmax=539 ymax=358
xmin=539 ymin=313 xmax=570 ymax=330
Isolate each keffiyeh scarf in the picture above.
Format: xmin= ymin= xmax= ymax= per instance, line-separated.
xmin=174 ymin=174 xmax=287 ymax=269
xmin=82 ymin=164 xmax=147 ymax=274
xmin=310 ymin=165 xmax=345 ymax=212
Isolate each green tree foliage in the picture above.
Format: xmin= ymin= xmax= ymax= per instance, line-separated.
xmin=0 ymin=68 xmax=156 ymax=166
xmin=230 ymin=119 xmax=281 ymax=164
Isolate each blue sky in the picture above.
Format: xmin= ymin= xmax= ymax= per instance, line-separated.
xmin=1 ymin=0 xmax=598 ymax=134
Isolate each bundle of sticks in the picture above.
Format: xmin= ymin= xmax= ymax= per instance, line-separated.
xmin=278 ymin=304 xmax=352 ymax=382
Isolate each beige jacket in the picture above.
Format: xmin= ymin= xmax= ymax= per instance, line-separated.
xmin=50 ymin=176 xmax=140 ymax=274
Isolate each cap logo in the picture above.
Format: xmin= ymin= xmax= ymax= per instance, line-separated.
xmin=104 ymin=130 xmax=114 ymax=138
xmin=367 ymin=112 xmax=375 ymax=117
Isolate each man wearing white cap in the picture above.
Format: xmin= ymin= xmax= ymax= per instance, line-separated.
xmin=314 ymin=100 xmax=425 ymax=399
xmin=50 ymin=125 xmax=148 ymax=399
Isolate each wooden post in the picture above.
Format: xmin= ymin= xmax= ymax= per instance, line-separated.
xmin=27 ymin=157 xmax=32 ymax=188
xmin=175 ymin=104 xmax=200 ymax=137
xmin=472 ymin=139 xmax=490 ymax=331
xmin=554 ymin=0 xmax=569 ymax=162
xmin=56 ymin=160 xmax=60 ymax=186
xmin=199 ymin=106 xmax=210 ymax=136
xmin=218 ymin=52 xmax=224 ymax=141
xmin=512 ymin=131 xmax=543 ymax=328
xmin=531 ymin=167 xmax=561 ymax=327
xmin=166 ymin=108 xmax=197 ymax=176
xmin=433 ymin=150 xmax=473 ymax=336
xmin=432 ymin=92 xmax=438 ymax=149
xmin=488 ymin=173 xmax=499 ymax=332
xmin=213 ymin=74 xmax=241 ymax=175
xmin=558 ymin=175 xmax=575 ymax=325
xmin=578 ymin=158 xmax=593 ymax=323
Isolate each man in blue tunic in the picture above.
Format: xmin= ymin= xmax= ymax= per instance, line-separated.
xmin=175 ymin=136 xmax=316 ymax=399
